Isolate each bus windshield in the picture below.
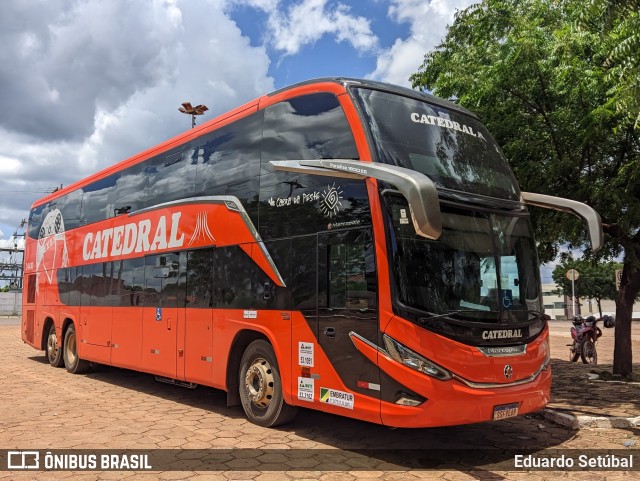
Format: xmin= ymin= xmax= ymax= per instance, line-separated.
xmin=352 ymin=88 xmax=520 ymax=201
xmin=385 ymin=195 xmax=543 ymax=325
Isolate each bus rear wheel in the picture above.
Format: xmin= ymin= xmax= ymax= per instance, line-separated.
xmin=239 ymin=340 xmax=297 ymax=427
xmin=63 ymin=324 xmax=90 ymax=374
xmin=46 ymin=323 xmax=64 ymax=367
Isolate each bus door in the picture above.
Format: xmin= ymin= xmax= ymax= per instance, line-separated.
xmin=142 ymin=252 xmax=181 ymax=378
xmin=317 ymin=229 xmax=380 ymax=408
xmin=79 ymin=263 xmax=112 ymax=364
xmin=183 ymin=248 xmax=215 ymax=385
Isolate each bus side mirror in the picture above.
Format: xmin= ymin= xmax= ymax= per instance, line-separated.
xmin=269 ymin=159 xmax=443 ymax=240
xmin=521 ymin=192 xmax=603 ymax=252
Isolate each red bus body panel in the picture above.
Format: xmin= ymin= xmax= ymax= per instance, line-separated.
xmin=21 ymin=79 xmax=551 ymax=428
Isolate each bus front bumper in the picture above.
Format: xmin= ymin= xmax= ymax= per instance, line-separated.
xmin=380 ymin=363 xmax=551 ymax=428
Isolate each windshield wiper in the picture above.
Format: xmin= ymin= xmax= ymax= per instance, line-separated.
xmin=418 ymin=309 xmax=493 ymax=323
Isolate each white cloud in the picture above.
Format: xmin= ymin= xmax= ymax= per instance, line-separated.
xmin=0 ymin=238 xmax=24 ymax=250
xmin=369 ymin=0 xmax=474 ymax=86
xmin=236 ymin=0 xmax=378 ymax=55
xmin=0 ymin=0 xmax=274 ymax=239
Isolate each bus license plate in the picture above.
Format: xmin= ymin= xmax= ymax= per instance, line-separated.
xmin=493 ymin=403 xmax=519 ymax=420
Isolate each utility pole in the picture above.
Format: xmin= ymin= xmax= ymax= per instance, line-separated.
xmin=0 ymin=219 xmax=26 ymax=290
xmin=179 ymin=102 xmax=209 ymax=128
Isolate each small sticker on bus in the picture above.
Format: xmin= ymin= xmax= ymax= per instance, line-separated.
xmin=243 ymin=310 xmax=257 ymax=319
xmin=298 ymin=342 xmax=314 ymax=367
xmin=320 ymin=388 xmax=354 ymax=410
xmin=297 ymin=377 xmax=314 ymax=402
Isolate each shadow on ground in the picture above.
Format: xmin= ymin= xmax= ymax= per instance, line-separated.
xmin=28 ymin=353 xmax=577 ymax=473
xmin=548 ymin=359 xmax=640 ymax=418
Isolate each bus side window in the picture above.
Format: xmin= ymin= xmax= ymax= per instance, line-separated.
xmin=196 ymin=113 xmax=262 ymax=194
xmin=144 ymin=254 xmax=180 ymax=308
xmin=116 ymin=258 xmax=145 ymax=307
xmin=320 ymin=230 xmax=376 ymax=310
xmin=80 ymin=263 xmax=105 ymax=306
xmin=57 ymin=189 xmax=83 ymax=231
xmin=80 ymin=173 xmax=120 ymax=225
xmin=145 ymin=148 xmax=196 ymax=209
xmin=109 ymin=162 xmax=147 ymax=215
xmin=261 ymin=92 xmax=358 ymax=166
xmin=292 ymin=236 xmax=317 ymax=312
xmin=212 ymin=247 xmax=248 ymax=309
xmin=186 ymin=249 xmax=215 ymax=308
xmin=56 ymin=268 xmax=71 ymax=305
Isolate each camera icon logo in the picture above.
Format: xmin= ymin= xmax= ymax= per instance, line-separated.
xmin=7 ymin=451 xmax=40 ymax=470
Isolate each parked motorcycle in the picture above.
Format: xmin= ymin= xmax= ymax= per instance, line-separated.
xmin=568 ymin=315 xmax=615 ymax=365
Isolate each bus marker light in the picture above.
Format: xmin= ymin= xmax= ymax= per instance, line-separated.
xmin=357 ymin=381 xmax=381 ymax=391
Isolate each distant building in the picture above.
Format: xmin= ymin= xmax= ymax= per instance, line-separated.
xmin=542 ymin=283 xmax=568 ymax=320
xmin=541 ymin=282 xmax=640 ymax=320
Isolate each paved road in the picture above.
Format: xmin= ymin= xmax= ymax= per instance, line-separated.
xmin=0 ymin=317 xmax=20 ymax=326
xmin=1 ymin=321 xmax=637 ymax=479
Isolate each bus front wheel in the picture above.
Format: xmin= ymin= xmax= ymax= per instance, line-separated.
xmin=63 ymin=324 xmax=90 ymax=374
xmin=239 ymin=340 xmax=297 ymax=427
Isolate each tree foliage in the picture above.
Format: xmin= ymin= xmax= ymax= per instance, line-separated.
xmin=551 ymin=259 xmax=622 ymax=316
xmin=411 ymin=0 xmax=640 ymax=374
xmin=578 ymin=0 xmax=640 ymax=127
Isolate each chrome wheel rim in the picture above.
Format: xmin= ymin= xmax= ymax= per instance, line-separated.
xmin=47 ymin=329 xmax=58 ymax=361
xmin=244 ymin=357 xmax=274 ymax=408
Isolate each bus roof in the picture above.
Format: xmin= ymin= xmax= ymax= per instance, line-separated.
xmin=268 ymin=77 xmax=477 ymax=119
xmin=32 ymin=77 xmax=475 ymax=209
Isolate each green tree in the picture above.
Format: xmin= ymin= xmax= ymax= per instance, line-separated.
xmin=411 ymin=0 xmax=640 ymax=375
xmin=579 ymin=1 xmax=640 ymax=127
xmin=551 ymin=260 xmax=622 ymax=317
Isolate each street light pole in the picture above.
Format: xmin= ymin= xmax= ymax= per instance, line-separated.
xmin=178 ymin=102 xmax=209 ymax=128
xmin=566 ymin=268 xmax=580 ymax=317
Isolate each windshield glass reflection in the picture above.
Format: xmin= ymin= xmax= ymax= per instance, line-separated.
xmin=385 ymin=195 xmax=542 ymax=324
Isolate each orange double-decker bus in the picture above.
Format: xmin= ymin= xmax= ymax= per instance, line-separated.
xmin=21 ymin=78 xmax=602 ymax=428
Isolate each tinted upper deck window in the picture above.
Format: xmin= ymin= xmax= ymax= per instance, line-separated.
xmin=352 ymin=88 xmax=520 ymax=201
xmin=261 ymin=93 xmax=358 ymax=162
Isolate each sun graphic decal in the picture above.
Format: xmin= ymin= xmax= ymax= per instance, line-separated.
xmin=320 ymin=183 xmax=344 ymax=218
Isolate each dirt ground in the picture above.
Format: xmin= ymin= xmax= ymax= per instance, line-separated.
xmin=547 ymin=319 xmax=640 ymax=365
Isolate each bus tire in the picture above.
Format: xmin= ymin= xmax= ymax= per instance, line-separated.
xmin=46 ymin=323 xmax=65 ymax=367
xmin=239 ymin=339 xmax=297 ymax=427
xmin=63 ymin=323 xmax=90 ymax=374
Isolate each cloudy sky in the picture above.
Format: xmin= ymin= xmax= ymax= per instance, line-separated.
xmin=1 ymin=0 xmax=475 ymax=250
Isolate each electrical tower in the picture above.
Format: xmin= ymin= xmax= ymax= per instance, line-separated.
xmin=0 ymin=219 xmax=26 ymax=290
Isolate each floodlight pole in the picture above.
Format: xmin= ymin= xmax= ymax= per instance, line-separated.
xmin=178 ymin=102 xmax=209 ymax=129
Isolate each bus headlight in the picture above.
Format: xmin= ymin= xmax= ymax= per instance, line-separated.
xmin=383 ymin=334 xmax=452 ymax=381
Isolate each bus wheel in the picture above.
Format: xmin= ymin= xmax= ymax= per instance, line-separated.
xmin=239 ymin=340 xmax=297 ymax=427
xmin=46 ymin=323 xmax=64 ymax=368
xmin=580 ymin=340 xmax=597 ymax=365
xmin=63 ymin=324 xmax=90 ymax=374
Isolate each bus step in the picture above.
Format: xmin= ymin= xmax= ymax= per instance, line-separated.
xmin=155 ymin=376 xmax=198 ymax=389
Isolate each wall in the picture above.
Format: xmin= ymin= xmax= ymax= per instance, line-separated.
xmin=0 ymin=291 xmax=21 ymax=316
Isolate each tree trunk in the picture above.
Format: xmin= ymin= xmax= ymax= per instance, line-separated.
xmin=613 ymin=264 xmax=640 ymax=376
